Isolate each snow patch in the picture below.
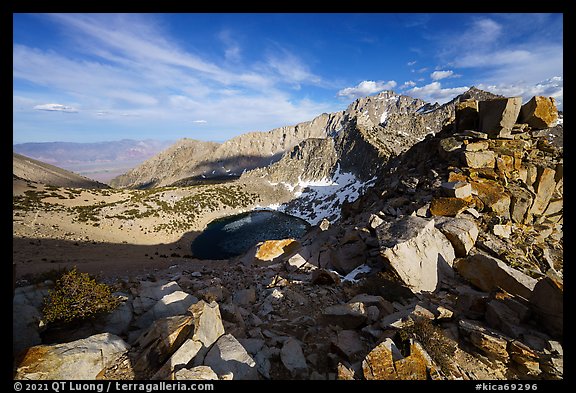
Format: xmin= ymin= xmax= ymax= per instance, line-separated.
xmin=342 ymin=264 xmax=372 ymax=283
xmin=254 ymin=203 xmax=281 ymax=211
xmin=380 ymin=111 xmax=388 ymax=125
xmin=323 ymin=264 xmax=373 ymax=284
xmin=271 ymin=164 xmax=377 ymax=225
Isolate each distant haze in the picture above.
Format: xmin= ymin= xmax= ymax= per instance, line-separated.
xmin=13 ymin=139 xmax=174 ymax=183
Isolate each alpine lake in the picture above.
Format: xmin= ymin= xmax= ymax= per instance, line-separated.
xmin=191 ymin=210 xmax=310 ymax=260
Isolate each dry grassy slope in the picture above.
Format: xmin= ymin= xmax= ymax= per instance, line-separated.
xmin=13 ymin=153 xmax=109 ymax=189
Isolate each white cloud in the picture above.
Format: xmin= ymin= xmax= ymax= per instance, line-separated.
xmin=337 ymin=80 xmax=397 ymax=100
xmin=431 ymin=15 xmax=563 ymax=110
xmin=463 ymin=18 xmax=502 ymax=48
xmin=402 ymin=80 xmax=417 ymax=89
xmin=407 ymin=60 xmax=417 ymax=66
xmin=413 ymin=67 xmax=428 ymax=74
xmin=14 ymin=14 xmax=342 ymax=142
xmin=430 ymin=70 xmax=454 ymax=81
xmin=406 ymin=82 xmax=469 ymax=104
xmin=33 ymin=103 xmax=78 ymax=113
xmin=477 ymin=76 xmax=563 ymax=110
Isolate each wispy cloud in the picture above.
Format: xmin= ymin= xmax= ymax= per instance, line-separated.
xmin=218 ymin=30 xmax=242 ymax=63
xmin=337 ymin=80 xmax=397 ymax=100
xmin=427 ymin=15 xmax=563 ymax=108
xmin=14 ymin=13 xmax=338 ymax=138
xmin=438 ymin=14 xmax=563 ymax=85
xmin=430 ymin=70 xmax=455 ymax=81
xmin=265 ymin=48 xmax=324 ymax=88
xmin=457 ymin=17 xmax=503 ymax=50
xmin=412 ymin=67 xmax=428 ymax=74
xmin=34 ymin=103 xmax=78 ymax=113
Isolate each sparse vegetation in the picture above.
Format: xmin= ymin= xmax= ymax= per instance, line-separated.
xmin=398 ymin=316 xmax=457 ymax=376
xmin=42 ymin=268 xmax=120 ymax=325
xmin=13 ymin=180 xmax=263 ymax=236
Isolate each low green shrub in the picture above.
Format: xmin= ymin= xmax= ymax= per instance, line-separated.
xmin=42 ymin=268 xmax=119 ymax=325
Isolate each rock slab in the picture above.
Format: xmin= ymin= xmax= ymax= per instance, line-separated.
xmin=376 ymin=216 xmax=455 ymax=293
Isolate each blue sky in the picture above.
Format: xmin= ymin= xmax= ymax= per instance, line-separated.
xmin=13 ymin=13 xmax=563 ymax=144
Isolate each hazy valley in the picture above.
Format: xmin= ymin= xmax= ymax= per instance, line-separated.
xmin=13 ymin=140 xmax=175 ymax=183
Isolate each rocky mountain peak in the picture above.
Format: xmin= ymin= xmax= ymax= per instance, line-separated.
xmin=345 ymin=90 xmax=428 ymax=128
xmin=459 ymin=86 xmax=505 ymax=102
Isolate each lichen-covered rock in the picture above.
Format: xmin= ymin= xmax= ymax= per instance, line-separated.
xmin=529 ymin=167 xmax=557 ymax=217
xmin=520 ymin=96 xmax=558 ymax=129
xmin=430 ymin=196 xmax=473 ymax=217
xmin=458 ymin=319 xmax=509 ymax=362
xmin=462 ymin=150 xmax=496 ymax=169
xmin=133 ymin=315 xmax=195 ymax=377
xmin=255 ymin=239 xmax=300 ymax=263
xmin=470 ymin=179 xmax=511 ymax=218
xmin=362 ymin=338 xmax=434 ymax=380
xmin=441 ymin=181 xmax=472 ymax=199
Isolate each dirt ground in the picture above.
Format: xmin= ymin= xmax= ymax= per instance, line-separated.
xmin=12 ymin=178 xmax=288 ymax=283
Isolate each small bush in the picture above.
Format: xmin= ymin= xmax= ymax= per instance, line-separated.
xmin=42 ymin=268 xmax=119 ymax=325
xmin=399 ymin=316 xmax=457 ymax=376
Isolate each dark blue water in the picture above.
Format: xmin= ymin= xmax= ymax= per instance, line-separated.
xmin=191 ymin=210 xmax=310 ymax=260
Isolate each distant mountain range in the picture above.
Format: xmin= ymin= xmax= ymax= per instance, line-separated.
xmin=13 ymin=139 xmax=174 ymax=183
xmin=110 ymin=87 xmax=501 ymax=190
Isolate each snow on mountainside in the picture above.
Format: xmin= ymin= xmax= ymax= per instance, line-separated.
xmin=260 ymin=164 xmax=377 ymax=225
xmin=109 ymin=87 xmax=504 ymax=223
xmin=243 ymin=88 xmax=502 ymax=224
